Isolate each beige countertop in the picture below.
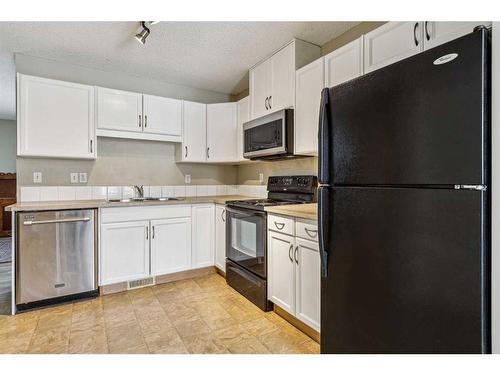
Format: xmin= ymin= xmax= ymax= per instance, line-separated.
xmin=6 ymin=195 xmax=254 ymax=212
xmin=264 ymin=203 xmax=317 ymax=221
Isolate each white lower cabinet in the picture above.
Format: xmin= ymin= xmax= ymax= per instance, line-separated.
xmin=100 ymin=220 xmax=150 ymax=285
xmin=150 ymin=217 xmax=192 ymax=276
xmin=295 ymin=237 xmax=321 ymax=331
xmin=268 ymin=230 xmax=296 ymax=315
xmin=215 ymin=205 xmax=226 ymax=272
xmin=268 ymin=217 xmax=320 ymax=331
xmin=191 ymin=204 xmax=215 ymax=268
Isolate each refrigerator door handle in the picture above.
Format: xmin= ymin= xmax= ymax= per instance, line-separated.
xmin=318 ymin=187 xmax=329 ymax=277
xmin=318 ymin=88 xmax=331 ymax=185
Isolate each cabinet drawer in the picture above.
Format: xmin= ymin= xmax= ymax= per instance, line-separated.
xmin=296 ymin=220 xmax=318 ymax=242
xmin=268 ymin=214 xmax=295 ymax=236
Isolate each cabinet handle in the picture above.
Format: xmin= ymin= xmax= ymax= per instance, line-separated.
xmin=413 ymin=22 xmax=419 ymax=46
xmin=152 ymin=225 xmax=155 ymax=239
xmin=185 ymin=146 xmax=188 ymax=158
xmin=269 ymin=96 xmax=272 ymax=109
xmin=304 ymin=227 xmax=318 ymax=238
xmin=274 ymin=222 xmax=285 ymax=230
xmin=424 ymin=21 xmax=431 ymax=41
xmin=144 ymin=115 xmax=148 ymax=128
xmin=294 ymin=246 xmax=299 ymax=264
xmin=221 ymin=209 xmax=226 ymax=222
xmin=146 ymin=226 xmax=149 ymax=240
xmin=288 ymin=244 xmax=294 ymax=263
xmin=139 ymin=114 xmax=142 ymax=128
xmin=90 ymin=139 xmax=93 ymax=153
xmin=207 ymin=147 xmax=210 ymax=159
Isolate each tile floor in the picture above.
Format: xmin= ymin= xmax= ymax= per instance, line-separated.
xmin=0 ymin=273 xmax=319 ymax=354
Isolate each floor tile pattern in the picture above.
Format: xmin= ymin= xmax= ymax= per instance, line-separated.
xmin=0 ymin=273 xmax=319 ymax=354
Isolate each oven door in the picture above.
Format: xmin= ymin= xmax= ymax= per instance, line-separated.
xmin=226 ymin=206 xmax=267 ymax=279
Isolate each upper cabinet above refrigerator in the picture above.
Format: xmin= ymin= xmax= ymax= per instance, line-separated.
xmin=249 ymin=39 xmax=320 ymax=120
xmin=364 ymin=21 xmax=491 ymax=73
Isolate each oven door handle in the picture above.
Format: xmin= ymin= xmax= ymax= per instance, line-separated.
xmin=225 ymin=206 xmax=267 ymax=217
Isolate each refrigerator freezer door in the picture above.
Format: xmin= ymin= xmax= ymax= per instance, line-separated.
xmin=328 ymin=28 xmax=489 ymax=186
xmin=321 ymin=187 xmax=489 ymax=353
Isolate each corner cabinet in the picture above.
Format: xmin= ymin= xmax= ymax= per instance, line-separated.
xmin=236 ymin=96 xmax=250 ymax=162
xmin=206 ymin=103 xmax=238 ymax=162
xmin=17 ymin=74 xmax=96 ymax=159
xmin=268 ymin=215 xmax=320 ymax=332
xmin=249 ymin=39 xmax=320 ymax=120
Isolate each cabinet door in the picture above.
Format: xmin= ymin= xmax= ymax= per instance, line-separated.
xmin=270 ymin=42 xmax=295 ymax=112
xmin=17 ymin=74 xmax=95 ymax=159
xmin=143 ymin=94 xmax=182 ymax=138
xmin=236 ymin=96 xmax=250 ymax=162
xmin=182 ymin=101 xmax=207 ymax=162
xmin=207 ymin=103 xmax=237 ymax=162
xmin=268 ymin=231 xmax=295 ymax=315
xmin=151 ymin=217 xmax=192 ymax=276
xmin=215 ymin=205 xmax=226 ymax=272
xmin=295 ymin=237 xmax=321 ymax=332
xmin=324 ymin=36 xmax=363 ymax=88
xmin=295 ymin=58 xmax=324 ymax=156
xmin=364 ymin=22 xmax=424 ymax=73
xmin=249 ymin=59 xmax=271 ymax=120
xmin=97 ymin=87 xmax=143 ymax=132
xmin=424 ymin=21 xmax=491 ymax=50
xmin=191 ymin=204 xmax=215 ymax=268
xmin=100 ymin=221 xmax=150 ymax=285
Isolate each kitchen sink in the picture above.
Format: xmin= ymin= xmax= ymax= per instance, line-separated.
xmin=107 ymin=197 xmax=182 ymax=203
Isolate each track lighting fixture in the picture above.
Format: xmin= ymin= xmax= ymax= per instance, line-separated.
xmin=135 ymin=21 xmax=158 ymax=45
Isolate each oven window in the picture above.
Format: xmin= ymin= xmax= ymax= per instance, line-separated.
xmin=226 ymin=209 xmax=266 ymax=278
xmin=245 ymin=119 xmax=282 ymax=153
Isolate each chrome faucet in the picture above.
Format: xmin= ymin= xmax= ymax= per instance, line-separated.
xmin=134 ymin=185 xmax=144 ymax=198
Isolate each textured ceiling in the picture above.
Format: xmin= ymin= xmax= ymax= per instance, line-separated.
xmin=0 ymin=21 xmax=359 ymax=120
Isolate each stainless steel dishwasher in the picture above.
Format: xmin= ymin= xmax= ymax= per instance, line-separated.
xmin=16 ymin=209 xmax=98 ymax=310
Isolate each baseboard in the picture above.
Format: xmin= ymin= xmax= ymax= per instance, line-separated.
xmin=215 ymin=267 xmax=226 ymax=278
xmin=273 ymin=304 xmax=320 ymax=343
xmin=99 ymin=266 xmax=217 ymax=296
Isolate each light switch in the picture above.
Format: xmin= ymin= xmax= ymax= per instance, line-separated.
xmin=70 ymin=173 xmax=79 ymax=184
xmin=79 ymin=172 xmax=88 ymax=183
xmin=185 ymin=174 xmax=191 ymax=184
xmin=259 ymin=173 xmax=264 ymax=183
xmin=33 ymin=172 xmax=42 ymax=184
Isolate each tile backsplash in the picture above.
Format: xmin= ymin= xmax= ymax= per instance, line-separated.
xmin=19 ymin=184 xmax=267 ymax=202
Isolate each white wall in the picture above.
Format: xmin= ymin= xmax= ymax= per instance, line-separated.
xmin=0 ymin=119 xmax=16 ymax=172
xmin=492 ymin=22 xmax=499 ymax=354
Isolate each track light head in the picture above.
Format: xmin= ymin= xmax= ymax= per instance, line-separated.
xmin=135 ymin=21 xmax=151 ymax=45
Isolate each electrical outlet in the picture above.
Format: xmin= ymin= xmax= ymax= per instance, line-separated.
xmin=79 ymin=172 xmax=88 ymax=183
xmin=70 ymin=173 xmax=79 ymax=184
xmin=185 ymin=174 xmax=191 ymax=184
xmin=259 ymin=173 xmax=264 ymax=183
xmin=33 ymin=172 xmax=42 ymax=184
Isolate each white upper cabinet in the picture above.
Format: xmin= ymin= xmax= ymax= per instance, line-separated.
xmin=364 ymin=22 xmax=424 ymax=73
xmin=295 ymin=58 xmax=324 ymax=156
xmin=207 ymin=102 xmax=238 ymax=162
xmin=97 ymin=87 xmax=143 ymax=132
xmin=236 ymin=96 xmax=250 ymax=162
xmin=423 ymin=22 xmax=491 ymax=50
xmin=270 ymin=42 xmax=295 ymax=112
xmin=249 ymin=59 xmax=271 ymax=120
xmin=181 ymin=101 xmax=207 ymax=162
xmin=250 ymin=39 xmax=320 ymax=120
xmin=143 ymin=95 xmax=182 ymax=139
xmin=191 ymin=204 xmax=215 ymax=269
xmin=17 ymin=74 xmax=96 ymax=159
xmin=324 ymin=36 xmax=364 ymax=88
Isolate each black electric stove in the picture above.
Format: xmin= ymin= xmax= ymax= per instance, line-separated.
xmin=225 ymin=175 xmax=317 ymax=311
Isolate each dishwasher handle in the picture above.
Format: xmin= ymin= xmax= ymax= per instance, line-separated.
xmin=23 ymin=217 xmax=91 ymax=226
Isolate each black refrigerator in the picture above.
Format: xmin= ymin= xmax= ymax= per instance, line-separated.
xmin=318 ymin=26 xmax=491 ymax=354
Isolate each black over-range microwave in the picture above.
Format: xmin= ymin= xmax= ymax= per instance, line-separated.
xmin=243 ymin=109 xmax=294 ymax=160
